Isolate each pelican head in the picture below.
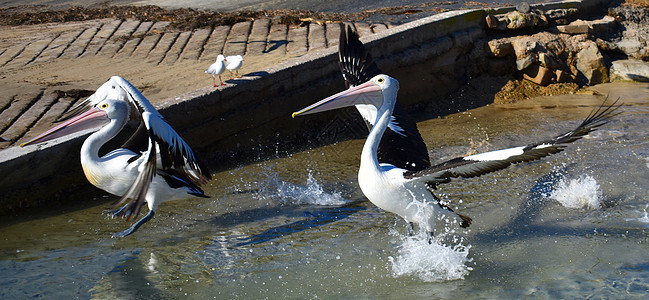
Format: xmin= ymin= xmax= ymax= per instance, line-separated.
xmin=292 ymin=74 xmax=399 ymax=118
xmin=21 ymin=99 xmax=129 ymax=147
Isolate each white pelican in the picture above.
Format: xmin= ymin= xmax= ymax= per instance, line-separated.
xmin=205 ymin=54 xmax=227 ymax=87
xmin=293 ymin=74 xmax=620 ymax=237
xmin=21 ymin=76 xmax=211 ymax=237
xmin=225 ymin=55 xmax=243 ymax=79
xmin=338 ymin=25 xmax=430 ymax=173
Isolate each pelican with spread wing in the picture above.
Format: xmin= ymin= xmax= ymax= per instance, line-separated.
xmin=21 ymin=76 xmax=211 ymax=237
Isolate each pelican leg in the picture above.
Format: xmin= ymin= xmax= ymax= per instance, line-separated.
xmin=406 ymin=222 xmax=415 ymax=236
xmin=112 ymin=210 xmax=155 ymax=238
xmin=109 ymin=203 xmax=130 ymax=217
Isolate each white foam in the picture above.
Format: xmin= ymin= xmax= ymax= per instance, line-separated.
xmin=387 ymin=194 xmax=472 ymax=282
xmin=388 ymin=231 xmax=472 ymax=282
xmin=549 ymin=175 xmax=602 ymax=209
xmin=257 ymin=169 xmax=348 ymax=206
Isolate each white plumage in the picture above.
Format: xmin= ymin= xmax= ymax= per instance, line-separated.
xmin=205 ymin=54 xmax=227 ymax=86
xmin=21 ymin=76 xmax=210 ymax=237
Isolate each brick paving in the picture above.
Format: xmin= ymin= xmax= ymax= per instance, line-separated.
xmin=0 ymin=18 xmax=393 ymax=150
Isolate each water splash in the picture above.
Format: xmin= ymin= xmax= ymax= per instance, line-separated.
xmin=387 ymin=192 xmax=472 ymax=282
xmin=388 ymin=230 xmax=472 ymax=282
xmin=549 ymin=175 xmax=602 ymax=209
xmin=256 ymin=168 xmax=348 ymax=206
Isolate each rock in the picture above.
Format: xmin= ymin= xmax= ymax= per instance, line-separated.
xmin=610 ymin=59 xmax=649 ymax=82
xmin=516 ymin=2 xmax=531 ymax=14
xmin=486 ymin=39 xmax=513 ymax=57
xmin=555 ymin=69 xmax=574 ymax=83
xmin=590 ymin=15 xmax=616 ymax=33
xmin=576 ymin=42 xmax=609 ymax=85
xmin=523 ymin=64 xmax=553 ymax=86
xmin=538 ymin=52 xmax=558 ymax=69
xmin=616 ymin=38 xmax=643 ymax=57
xmin=511 ymin=38 xmax=537 ymax=59
xmin=486 ymin=14 xmax=498 ymax=28
xmin=557 ymin=23 xmax=590 ymax=34
xmin=516 ymin=55 xmax=536 ymax=70
xmin=595 ymin=38 xmax=619 ymax=52
xmin=504 ymin=10 xmax=547 ymax=30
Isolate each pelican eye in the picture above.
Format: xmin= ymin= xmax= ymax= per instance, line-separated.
xmin=100 ymin=103 xmax=109 ymax=109
xmin=377 ymin=77 xmax=385 ymax=83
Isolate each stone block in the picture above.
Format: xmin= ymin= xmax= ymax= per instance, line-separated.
xmin=555 ymin=69 xmax=574 ymax=83
xmin=516 ymin=54 xmax=536 ymax=70
xmin=576 ymin=41 xmax=609 ymax=85
xmin=610 ymin=59 xmax=649 ymax=82
xmin=486 ymin=39 xmax=512 ymax=57
xmin=511 ymin=38 xmax=537 ymax=59
xmin=523 ymin=64 xmax=553 ymax=86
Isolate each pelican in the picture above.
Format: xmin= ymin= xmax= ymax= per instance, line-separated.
xmin=293 ymin=74 xmax=620 ymax=237
xmin=225 ymin=55 xmax=243 ymax=79
xmin=338 ymin=25 xmax=430 ymax=172
xmin=21 ymin=76 xmax=211 ymax=237
xmin=206 ymin=54 xmax=226 ymax=87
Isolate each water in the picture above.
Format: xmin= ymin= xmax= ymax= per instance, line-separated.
xmin=2 ymin=83 xmax=649 ymax=298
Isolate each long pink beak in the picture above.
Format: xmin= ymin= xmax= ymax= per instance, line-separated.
xmin=20 ymin=107 xmax=109 ymax=147
xmin=292 ymin=80 xmax=383 ymax=118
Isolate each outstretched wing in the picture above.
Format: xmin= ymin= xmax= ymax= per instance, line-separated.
xmin=338 ymin=25 xmax=431 ymax=171
xmin=111 ymin=76 xmax=211 ymax=184
xmin=404 ymin=99 xmax=622 ymax=186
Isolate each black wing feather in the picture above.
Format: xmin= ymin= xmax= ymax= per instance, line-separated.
xmin=405 ymin=99 xmax=622 ymax=185
xmin=339 ymin=25 xmax=431 ymax=171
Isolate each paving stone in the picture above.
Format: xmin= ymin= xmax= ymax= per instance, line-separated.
xmin=20 ymin=96 xmax=77 ymax=145
xmin=247 ymin=19 xmax=270 ymax=56
xmin=61 ymin=26 xmax=100 ymax=58
xmin=223 ymin=21 xmax=252 ymax=56
xmin=354 ymin=23 xmax=373 ymax=37
xmin=201 ymin=25 xmax=231 ymax=62
xmin=265 ymin=23 xmax=288 ymax=55
xmin=5 ymin=38 xmax=52 ymax=67
xmin=308 ymin=23 xmax=326 ymax=52
xmin=131 ymin=22 xmax=170 ymax=59
xmin=98 ymin=19 xmax=141 ymax=57
xmin=146 ymin=32 xmax=179 ymax=64
xmin=287 ymin=25 xmax=308 ymax=56
xmin=179 ymin=28 xmax=212 ymax=61
xmin=0 ymin=89 xmax=43 ymax=134
xmin=81 ymin=19 xmax=123 ymax=57
xmin=161 ymin=31 xmax=191 ymax=65
xmin=33 ymin=29 xmax=84 ymax=63
xmin=114 ymin=21 xmax=154 ymax=58
xmin=325 ymin=23 xmax=342 ymax=48
xmin=0 ymin=44 xmax=25 ymax=67
xmin=2 ymin=91 xmax=57 ymax=143
xmin=371 ymin=23 xmax=388 ymax=33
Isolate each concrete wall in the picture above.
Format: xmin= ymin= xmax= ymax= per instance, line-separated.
xmin=0 ymin=0 xmax=612 ymax=214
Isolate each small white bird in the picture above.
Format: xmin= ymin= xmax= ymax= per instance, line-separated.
xmin=21 ymin=76 xmax=211 ymax=237
xmin=225 ymin=55 xmax=243 ymax=79
xmin=205 ymin=54 xmax=226 ymax=87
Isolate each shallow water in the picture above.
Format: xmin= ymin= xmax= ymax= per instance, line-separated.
xmin=2 ymin=83 xmax=649 ymax=298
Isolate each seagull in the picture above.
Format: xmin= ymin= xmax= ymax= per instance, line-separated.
xmin=293 ymin=74 xmax=620 ymax=238
xmin=225 ymin=55 xmax=243 ymax=79
xmin=206 ymin=54 xmax=227 ymax=87
xmin=21 ymin=76 xmax=211 ymax=237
